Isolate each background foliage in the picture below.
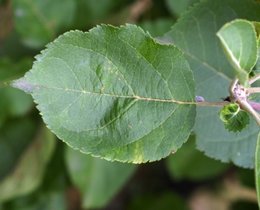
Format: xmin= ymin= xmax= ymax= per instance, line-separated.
xmin=0 ymin=0 xmax=259 ymax=209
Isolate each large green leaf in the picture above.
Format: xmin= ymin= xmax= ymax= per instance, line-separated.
xmin=0 ymin=126 xmax=55 ymax=202
xmin=217 ymin=19 xmax=258 ymax=85
xmin=163 ymin=0 xmax=260 ymax=168
xmin=65 ymin=147 xmax=136 ymax=209
xmin=12 ymin=0 xmax=76 ymax=48
xmin=14 ymin=24 xmax=196 ymax=163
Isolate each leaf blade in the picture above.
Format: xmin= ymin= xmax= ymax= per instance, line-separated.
xmin=217 ymin=19 xmax=258 ymax=85
xmin=15 ymin=24 xmax=196 ymax=163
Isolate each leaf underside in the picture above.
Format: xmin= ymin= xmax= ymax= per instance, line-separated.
xmin=15 ymin=24 xmax=195 ymax=163
xmin=163 ymin=0 xmax=260 ymax=168
xmin=255 ymin=132 xmax=260 ymax=208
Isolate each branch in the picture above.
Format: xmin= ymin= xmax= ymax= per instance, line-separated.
xmin=195 ymin=101 xmax=229 ymax=107
xmin=128 ymin=0 xmax=152 ymax=22
xmin=249 ymin=73 xmax=260 ymax=85
xmin=246 ymin=87 xmax=260 ymax=94
xmin=189 ymin=175 xmax=257 ymax=210
xmin=223 ymin=176 xmax=257 ymax=203
xmin=0 ymin=0 xmax=13 ymax=41
xmin=229 ymin=79 xmax=260 ymax=126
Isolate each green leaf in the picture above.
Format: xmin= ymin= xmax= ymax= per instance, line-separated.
xmin=219 ymin=103 xmax=250 ymax=132
xmin=65 ymin=147 xmax=136 ymax=209
xmin=163 ymin=0 xmax=260 ymax=168
xmin=166 ymin=136 xmax=228 ymax=181
xmin=12 ymin=0 xmax=76 ymax=48
xmin=165 ymin=0 xmax=199 ymax=17
xmin=255 ymin=132 xmax=260 ymax=208
xmin=217 ymin=19 xmax=258 ymax=85
xmin=0 ymin=119 xmax=36 ymax=180
xmin=14 ymin=24 xmax=196 ymax=163
xmin=0 ymin=126 xmax=55 ymax=202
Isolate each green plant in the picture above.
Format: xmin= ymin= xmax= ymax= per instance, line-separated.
xmin=1 ymin=0 xmax=260 ymax=209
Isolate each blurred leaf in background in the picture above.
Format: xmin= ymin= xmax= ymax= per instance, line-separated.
xmin=12 ymin=0 xmax=76 ymax=48
xmin=0 ymin=126 xmax=55 ymax=202
xmin=165 ymin=0 xmax=199 ymax=17
xmin=1 ymin=190 xmax=66 ymax=210
xmin=66 ymin=147 xmax=137 ymax=209
xmin=74 ymin=0 xmax=132 ymax=28
xmin=0 ymin=118 xmax=35 ymax=180
xmin=0 ymin=137 xmax=68 ymax=210
xmin=139 ymin=18 xmax=174 ymax=37
xmin=166 ymin=136 xmax=229 ymax=181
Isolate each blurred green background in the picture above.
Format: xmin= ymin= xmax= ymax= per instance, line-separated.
xmin=0 ymin=0 xmax=258 ymax=209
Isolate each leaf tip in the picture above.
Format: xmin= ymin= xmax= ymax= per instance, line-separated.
xmin=11 ymin=77 xmax=35 ymax=94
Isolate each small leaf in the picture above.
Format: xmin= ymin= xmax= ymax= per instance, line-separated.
xmin=65 ymin=147 xmax=136 ymax=209
xmin=217 ymin=19 xmax=258 ymax=85
xmin=219 ymin=103 xmax=250 ymax=132
xmin=14 ymin=24 xmax=196 ymax=163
